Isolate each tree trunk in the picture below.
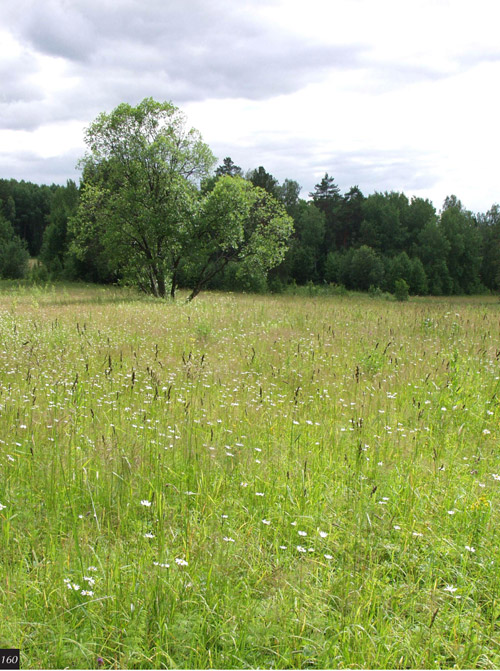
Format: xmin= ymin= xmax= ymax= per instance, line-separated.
xmin=157 ymin=274 xmax=166 ymax=299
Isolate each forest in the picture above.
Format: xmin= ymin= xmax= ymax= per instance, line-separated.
xmin=1 ymin=150 xmax=500 ymax=297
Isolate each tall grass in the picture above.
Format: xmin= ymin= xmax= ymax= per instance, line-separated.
xmin=0 ymin=283 xmax=499 ymax=669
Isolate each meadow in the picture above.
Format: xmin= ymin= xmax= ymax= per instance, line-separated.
xmin=0 ymin=283 xmax=499 ymax=669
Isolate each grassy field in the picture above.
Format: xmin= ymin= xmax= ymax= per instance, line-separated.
xmin=0 ymin=283 xmax=499 ymax=669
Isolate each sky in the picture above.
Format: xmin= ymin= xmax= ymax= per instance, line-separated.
xmin=1 ymin=0 xmax=499 ymax=213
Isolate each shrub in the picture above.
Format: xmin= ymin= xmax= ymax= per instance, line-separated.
xmin=394 ymin=278 xmax=410 ymax=301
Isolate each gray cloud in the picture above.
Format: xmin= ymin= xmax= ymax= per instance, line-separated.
xmin=0 ymin=0 xmax=368 ymax=131
xmin=210 ymin=135 xmax=439 ymax=202
xmin=0 ymin=149 xmax=82 ymax=185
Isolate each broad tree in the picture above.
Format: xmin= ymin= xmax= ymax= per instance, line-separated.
xmin=70 ymin=99 xmax=292 ymax=299
xmin=185 ymin=176 xmax=293 ymax=301
xmin=70 ymin=98 xmax=215 ymax=298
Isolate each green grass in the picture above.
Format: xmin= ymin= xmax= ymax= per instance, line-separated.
xmin=0 ymin=282 xmax=499 ymax=669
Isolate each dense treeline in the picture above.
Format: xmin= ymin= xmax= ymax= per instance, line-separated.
xmin=1 ymin=165 xmax=499 ymax=295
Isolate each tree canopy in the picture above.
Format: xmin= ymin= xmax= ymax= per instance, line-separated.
xmin=69 ymin=99 xmax=293 ymax=299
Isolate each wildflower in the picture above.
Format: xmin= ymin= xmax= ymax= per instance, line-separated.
xmin=482 ymin=429 xmax=491 ymax=435
xmin=83 ymin=577 xmax=95 ymax=585
xmin=87 ymin=566 xmax=98 ymax=572
xmin=255 ymin=492 xmax=264 ymax=496
xmin=412 ymin=532 xmax=423 ymax=537
xmin=153 ymin=561 xmax=169 ymax=568
xmin=393 ymin=525 xmax=401 ymax=530
xmin=223 ymin=536 xmax=235 ymax=542
xmin=296 ymin=546 xmax=307 ymax=553
xmin=443 ymin=584 xmax=458 ymax=593
xmin=0 ymin=503 xmax=6 ymax=511
xmin=492 ymin=474 xmax=500 ymax=481
xmin=324 ymin=554 xmax=333 ymax=560
xmin=447 ymin=510 xmax=456 ymax=515
xmin=140 ymin=500 xmax=152 ymax=507
xmin=144 ymin=532 xmax=155 ymax=538
xmin=81 ymin=590 xmax=94 ymax=596
xmin=175 ymin=558 xmax=188 ymax=566
xmin=279 ymin=545 xmax=287 ymax=550
xmin=318 ymin=530 xmax=328 ymax=538
xmin=465 ymin=545 xmax=475 ymax=553
xmin=298 ymin=530 xmax=307 ymax=537
xmin=262 ymin=519 xmax=271 ymax=525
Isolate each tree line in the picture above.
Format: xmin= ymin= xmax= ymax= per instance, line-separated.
xmin=1 ymin=99 xmax=499 ymax=297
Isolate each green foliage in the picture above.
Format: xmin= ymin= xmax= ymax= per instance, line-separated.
xmin=2 ymin=144 xmax=497 ymax=298
xmin=387 ymin=251 xmax=412 ymax=292
xmin=394 ymin=278 xmax=410 ymax=301
xmin=417 ymin=220 xmax=452 ymax=295
xmin=0 ymin=214 xmax=29 ymax=279
xmin=189 ymin=176 xmax=293 ymax=300
xmin=409 ymin=256 xmax=428 ymax=295
xmin=440 ymin=202 xmax=482 ymax=294
xmin=71 ymin=101 xmax=292 ymax=301
xmin=478 ymin=204 xmax=500 ymax=291
xmin=0 ymin=178 xmax=52 ymax=255
xmin=70 ymin=98 xmax=216 ymax=298
xmin=349 ymin=245 xmax=385 ymax=290
xmin=40 ymin=180 xmax=79 ymax=277
xmin=247 ymin=166 xmax=280 ymax=198
xmin=323 ymin=251 xmax=341 ymax=284
xmin=215 ymin=156 xmax=243 ymax=178
xmin=359 ymin=192 xmax=407 ymax=255
xmin=27 ymin=260 xmax=50 ymax=283
xmin=286 ymin=201 xmax=324 ymax=284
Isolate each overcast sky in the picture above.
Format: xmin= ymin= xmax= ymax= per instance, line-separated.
xmin=1 ymin=0 xmax=499 ymax=212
